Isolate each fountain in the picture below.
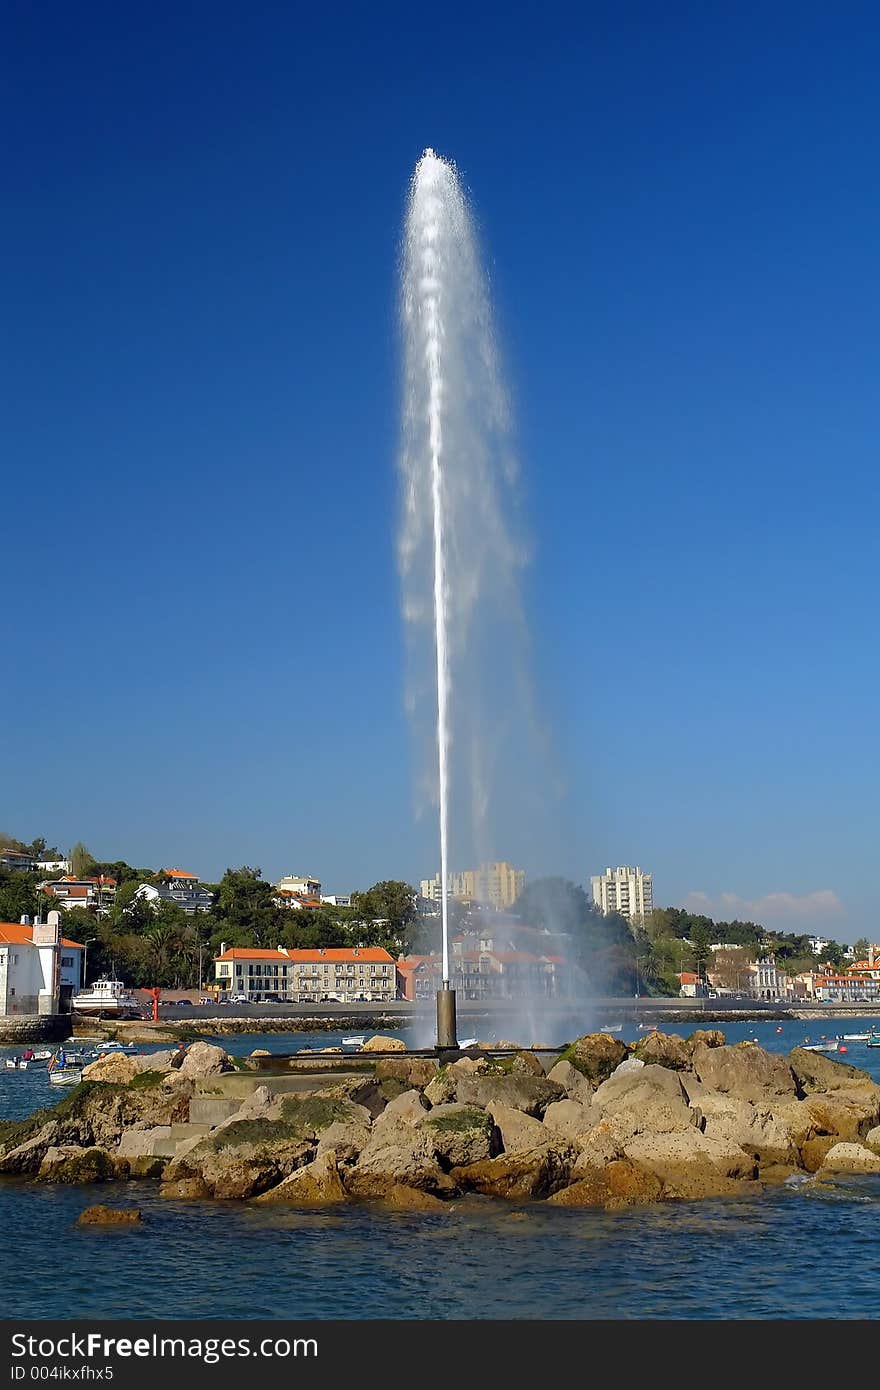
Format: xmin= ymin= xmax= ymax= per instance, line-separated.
xmin=399 ymin=149 xmax=529 ymax=1051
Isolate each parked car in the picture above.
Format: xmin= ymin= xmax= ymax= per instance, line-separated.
xmin=229 ymin=993 xmax=249 ymax=1004
xmin=174 ymin=999 xmax=193 ymax=1007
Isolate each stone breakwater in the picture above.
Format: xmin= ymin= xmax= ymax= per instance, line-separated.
xmin=0 ymin=1014 xmax=71 ymax=1045
xmin=2 ymin=1031 xmax=880 ymax=1211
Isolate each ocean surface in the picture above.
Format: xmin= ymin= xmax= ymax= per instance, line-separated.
xmin=2 ymin=1016 xmax=880 ymax=1320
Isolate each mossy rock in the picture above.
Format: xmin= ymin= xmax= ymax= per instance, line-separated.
xmin=128 ymin=1070 xmax=164 ymax=1089
xmin=422 ymin=1104 xmax=491 ymax=1136
xmin=555 ymin=1034 xmax=627 ymax=1084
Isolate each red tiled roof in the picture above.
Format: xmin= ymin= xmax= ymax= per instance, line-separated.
xmin=215 ymin=947 xmax=395 ymax=964
xmin=0 ymin=923 xmax=84 ymax=949
xmin=162 ymin=869 xmax=199 ymax=880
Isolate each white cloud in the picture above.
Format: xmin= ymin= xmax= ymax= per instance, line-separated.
xmin=683 ymin=888 xmax=845 ymax=927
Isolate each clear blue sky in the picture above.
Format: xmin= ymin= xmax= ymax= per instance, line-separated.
xmin=4 ymin=2 xmax=878 ymax=941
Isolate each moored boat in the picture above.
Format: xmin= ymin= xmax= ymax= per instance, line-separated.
xmin=802 ymin=1039 xmax=840 ymax=1053
xmin=341 ymin=1035 xmax=366 ymax=1046
xmin=48 ymin=1066 xmax=82 ymax=1085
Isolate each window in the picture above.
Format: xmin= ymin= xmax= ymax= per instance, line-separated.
xmin=61 ymin=955 xmax=74 ymax=967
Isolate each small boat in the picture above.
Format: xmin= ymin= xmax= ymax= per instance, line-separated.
xmin=841 ymin=1033 xmax=871 ymax=1042
xmin=866 ymin=1033 xmax=880 ymax=1048
xmin=33 ymin=1049 xmax=53 ymax=1061
xmin=638 ymin=1023 xmax=658 ymax=1032
xmin=5 ymin=1058 xmax=28 ymax=1070
xmin=458 ymin=1037 xmax=479 ymax=1048
xmin=95 ymin=1040 xmax=138 ymax=1052
xmin=49 ymin=1067 xmax=82 ymax=1085
xmin=802 ymin=1039 xmax=839 ymax=1053
xmin=341 ymin=1035 xmax=366 ymax=1046
xmin=600 ymin=1023 xmax=623 ymax=1033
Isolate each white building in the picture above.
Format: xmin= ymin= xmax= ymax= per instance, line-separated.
xmin=0 ymin=913 xmax=84 ymax=1015
xmin=748 ymin=956 xmax=783 ymax=1000
xmin=321 ymin=895 xmax=351 ymax=908
xmin=276 ymin=875 xmax=322 ymax=900
xmin=37 ymin=858 xmax=70 ymax=875
xmin=214 ymin=945 xmax=396 ymax=1003
xmin=590 ymin=866 xmax=653 ymax=923
xmin=808 ymin=936 xmax=830 ymax=956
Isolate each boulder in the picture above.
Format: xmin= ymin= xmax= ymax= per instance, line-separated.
xmin=117 ymin=1128 xmax=173 ymax=1159
xmin=159 ymin=1177 xmax=210 ymax=1199
xmin=558 ymin=1033 xmax=627 ymax=1084
xmin=81 ymin=1054 xmax=155 ymax=1085
xmin=593 ymin=1064 xmax=687 ymax=1109
xmin=378 ymin=1184 xmax=449 ymax=1211
xmin=360 ymin=1036 xmax=406 ymax=1053
xmin=545 ymin=1059 xmax=595 ymax=1105
xmin=691 ymin=1043 xmax=797 ymax=1102
xmin=800 ymin=1136 xmax=840 ymax=1172
xmin=624 ymin=1127 xmax=757 ymax=1196
xmin=818 ymin=1142 xmax=880 ymax=1174
xmin=374 ymin=1058 xmax=438 ymax=1089
xmin=371 ymin=1090 xmax=430 ymax=1133
xmin=255 ymin=1152 xmax=348 ymax=1204
xmin=697 ymin=1096 xmax=799 ymax=1167
xmin=162 ymin=1118 xmax=316 ymax=1199
xmin=454 ymin=1075 xmax=563 ymax=1118
xmin=863 ymin=1125 xmax=880 ymax=1156
xmin=788 ymin=1047 xmax=878 ymax=1096
xmin=77 ymin=1205 xmax=143 ymax=1226
xmin=450 ymin=1143 xmax=572 ymax=1200
xmin=178 ymin=1043 xmax=233 ymax=1078
xmin=542 ymin=1099 xmax=596 ymax=1142
xmin=417 ymin=1104 xmax=495 ymax=1167
xmin=486 ymin=1103 xmax=553 ymax=1154
xmin=449 ymin=1056 xmax=489 ymax=1076
xmin=547 ymin=1159 xmax=663 ymax=1209
xmin=804 ymin=1093 xmax=878 ymax=1143
xmin=38 ymin=1145 xmax=121 ymax=1183
xmin=345 ymin=1127 xmax=454 ymax=1198
xmin=609 ymin=1057 xmax=645 ymax=1076
xmin=316 ymin=1120 xmax=372 ymax=1165
xmin=510 ymin=1052 xmax=545 ymax=1077
xmin=424 ymin=1072 xmax=457 ymax=1106
xmin=629 ymin=1032 xmax=691 ymax=1071
xmin=687 ymin=1029 xmax=726 ymax=1049
xmin=571 ymin=1122 xmax=626 ymax=1177
xmin=0 ymin=1122 xmax=61 ymax=1175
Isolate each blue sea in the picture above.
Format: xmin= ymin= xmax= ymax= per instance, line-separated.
xmin=2 ymin=1017 xmax=879 ymax=1320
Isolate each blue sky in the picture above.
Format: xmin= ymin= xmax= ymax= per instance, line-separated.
xmin=3 ymin=3 xmax=878 ymax=941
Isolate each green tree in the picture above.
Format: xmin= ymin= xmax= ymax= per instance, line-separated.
xmin=350 ymin=881 xmax=417 ymax=952
xmin=69 ymin=842 xmax=95 ymax=879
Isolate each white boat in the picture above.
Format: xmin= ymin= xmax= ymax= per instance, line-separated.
xmin=341 ymin=1035 xmax=366 ymax=1046
xmin=600 ymin=1023 xmax=624 ymax=1033
xmin=458 ymin=1037 xmax=479 ymax=1048
xmin=841 ymin=1033 xmax=871 ymax=1042
xmin=49 ymin=1067 xmax=82 ymax=1085
xmin=33 ymin=1049 xmax=53 ymax=1061
xmin=95 ymin=1040 xmax=139 ymax=1052
xmin=72 ymin=978 xmax=140 ymax=1018
xmin=802 ymin=1039 xmax=839 ymax=1053
xmin=5 ymin=1058 xmax=28 ymax=1070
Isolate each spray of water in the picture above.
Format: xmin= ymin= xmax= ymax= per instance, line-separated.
xmin=399 ymin=149 xmax=582 ymax=1045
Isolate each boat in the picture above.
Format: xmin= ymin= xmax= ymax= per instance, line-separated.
xmin=841 ymin=1032 xmax=871 ymax=1042
xmin=95 ymin=1040 xmax=139 ymax=1052
xmin=33 ymin=1049 xmax=53 ymax=1061
xmin=802 ymin=1039 xmax=839 ymax=1053
xmin=638 ymin=1023 xmax=658 ymax=1032
xmin=48 ymin=1066 xmax=82 ymax=1085
xmin=600 ymin=1023 xmax=623 ymax=1033
xmin=341 ymin=1035 xmax=366 ymax=1046
xmin=5 ymin=1058 xmax=28 ymax=1069
xmin=458 ymin=1037 xmax=479 ymax=1048
xmin=866 ymin=1032 xmax=880 ymax=1048
xmin=71 ymin=977 xmax=140 ymax=1019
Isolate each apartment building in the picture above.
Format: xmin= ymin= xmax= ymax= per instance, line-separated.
xmin=420 ymin=862 xmax=526 ymax=911
xmin=214 ymin=945 xmax=396 ymax=1003
xmin=590 ymin=866 xmax=653 ymax=923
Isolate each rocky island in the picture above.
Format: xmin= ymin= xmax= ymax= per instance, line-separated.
xmin=2 ymin=1031 xmax=880 ymax=1212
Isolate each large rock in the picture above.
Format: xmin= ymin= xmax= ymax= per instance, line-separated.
xmin=486 ymin=1103 xmax=551 ymax=1154
xmin=162 ymin=1118 xmax=315 ymax=1199
xmin=178 ymin=1043 xmax=232 ymax=1078
xmin=417 ymin=1104 xmax=495 ymax=1167
xmin=547 ymin=1159 xmax=662 ymax=1209
xmin=454 ymin=1074 xmax=563 ymax=1118
xmin=788 ymin=1047 xmax=878 ymax=1095
xmin=255 ymin=1152 xmax=348 ymax=1204
xmin=558 ymin=1033 xmax=627 ymax=1084
xmin=38 ymin=1145 xmax=121 ymax=1183
xmin=624 ymin=1128 xmax=757 ymax=1196
xmin=77 ymin=1204 xmax=143 ymax=1226
xmin=800 ymin=1136 xmax=841 ymax=1172
xmin=630 ymin=1032 xmax=691 ymax=1071
xmin=697 ymin=1095 xmax=799 ymax=1167
xmin=424 ymin=1072 xmax=457 ymax=1106
xmin=545 ymin=1059 xmax=595 ymax=1105
xmin=687 ymin=1029 xmax=725 ymax=1050
xmin=864 ymin=1125 xmax=880 ymax=1156
xmin=371 ymin=1090 xmax=430 ymax=1135
xmin=593 ymin=1063 xmax=687 ymax=1109
xmin=818 ymin=1142 xmax=880 ymax=1174
xmin=378 ymin=1184 xmax=449 ymax=1211
xmin=316 ymin=1120 xmax=372 ymax=1165
xmin=82 ymin=1054 xmax=156 ymax=1085
xmin=0 ymin=1081 xmax=189 ymax=1174
xmin=542 ymin=1099 xmax=596 ymax=1141
xmin=374 ymin=1058 xmax=438 ymax=1089
xmin=804 ymin=1093 xmax=878 ymax=1143
xmin=360 ymin=1035 xmax=406 ymax=1053
xmin=691 ymin=1043 xmax=797 ymax=1102
xmin=510 ymin=1052 xmax=545 ymax=1077
xmin=570 ymin=1121 xmax=626 ymax=1176
xmin=450 ymin=1143 xmax=572 ymax=1200
xmin=345 ymin=1127 xmax=454 ymax=1198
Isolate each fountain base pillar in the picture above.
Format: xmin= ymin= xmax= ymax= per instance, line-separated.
xmin=436 ymin=983 xmax=458 ymax=1051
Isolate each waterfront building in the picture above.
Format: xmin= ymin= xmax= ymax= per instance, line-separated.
xmin=420 ymin=862 xmax=526 ymax=911
xmin=214 ymin=945 xmax=396 ymax=1003
xmin=396 ymin=946 xmax=566 ymax=1002
xmin=590 ymin=866 xmax=653 ymax=924
xmin=0 ymin=913 xmax=83 ymax=1015
xmin=747 ymin=956 xmax=783 ymax=1000
xmin=677 ymin=971 xmax=707 ymax=997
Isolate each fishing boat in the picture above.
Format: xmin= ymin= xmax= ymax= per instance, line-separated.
xmin=802 ymin=1039 xmax=840 ymax=1053
xmin=71 ymin=977 xmax=140 ymax=1019
xmin=866 ymin=1032 xmax=880 ymax=1048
